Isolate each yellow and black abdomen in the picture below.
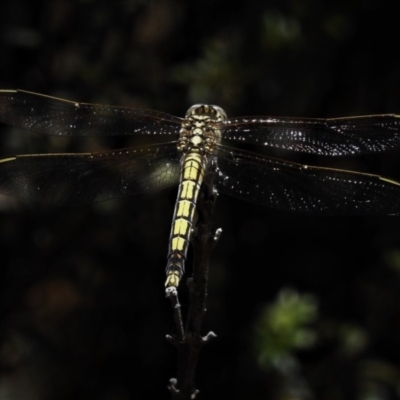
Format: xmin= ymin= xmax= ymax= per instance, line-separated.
xmin=165 ymin=152 xmax=206 ymax=287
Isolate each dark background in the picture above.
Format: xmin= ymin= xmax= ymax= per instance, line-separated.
xmin=1 ymin=1 xmax=400 ymax=399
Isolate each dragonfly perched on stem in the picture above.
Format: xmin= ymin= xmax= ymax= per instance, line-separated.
xmin=0 ymin=89 xmax=400 ymax=287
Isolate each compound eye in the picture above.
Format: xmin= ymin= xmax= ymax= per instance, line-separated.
xmin=185 ymin=104 xmax=227 ymax=120
xmin=211 ymin=105 xmax=227 ymax=121
xmin=185 ymin=104 xmax=204 ymax=116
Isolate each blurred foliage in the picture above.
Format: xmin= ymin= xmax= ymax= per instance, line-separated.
xmin=261 ymin=11 xmax=302 ymax=51
xmin=255 ymin=288 xmax=317 ymax=369
xmin=170 ymin=36 xmax=243 ymax=106
xmin=384 ymin=249 xmax=400 ymax=275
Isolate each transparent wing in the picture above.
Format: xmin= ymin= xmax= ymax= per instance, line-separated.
xmin=219 ymin=114 xmax=400 ymax=156
xmin=214 ymin=144 xmax=400 ymax=215
xmin=0 ymin=89 xmax=182 ymax=137
xmin=0 ymin=142 xmax=181 ymax=205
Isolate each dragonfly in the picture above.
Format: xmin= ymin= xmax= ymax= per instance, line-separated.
xmin=1 ymin=89 xmax=400 ymax=287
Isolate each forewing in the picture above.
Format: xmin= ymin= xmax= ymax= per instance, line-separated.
xmin=219 ymin=115 xmax=400 ymax=156
xmin=0 ymin=89 xmax=182 ymax=137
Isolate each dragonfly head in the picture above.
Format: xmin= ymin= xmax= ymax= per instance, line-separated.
xmin=185 ymin=104 xmax=227 ymax=122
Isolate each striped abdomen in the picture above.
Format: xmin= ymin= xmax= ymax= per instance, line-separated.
xmin=165 ymin=152 xmax=206 ymax=287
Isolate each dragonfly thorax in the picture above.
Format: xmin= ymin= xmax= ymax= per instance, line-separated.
xmin=177 ymin=104 xmax=227 ymax=154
